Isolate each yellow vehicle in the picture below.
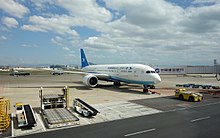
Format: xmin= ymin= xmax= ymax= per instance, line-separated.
xmin=0 ymin=97 xmax=10 ymax=132
xmin=175 ymin=88 xmax=203 ymax=102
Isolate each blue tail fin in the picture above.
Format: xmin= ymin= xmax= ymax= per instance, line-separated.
xmin=80 ymin=49 xmax=89 ymax=68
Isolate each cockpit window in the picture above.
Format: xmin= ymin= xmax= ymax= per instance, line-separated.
xmin=146 ymin=71 xmax=151 ymax=73
xmin=146 ymin=70 xmax=156 ymax=73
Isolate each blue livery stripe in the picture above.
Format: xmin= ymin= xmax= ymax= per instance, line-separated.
xmin=110 ymin=76 xmax=155 ymax=85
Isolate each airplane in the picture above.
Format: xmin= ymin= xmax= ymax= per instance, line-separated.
xmin=9 ymin=70 xmax=30 ymax=76
xmin=74 ymin=49 xmax=161 ymax=92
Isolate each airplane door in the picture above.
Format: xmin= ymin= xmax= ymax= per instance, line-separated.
xmin=134 ymin=68 xmax=139 ymax=78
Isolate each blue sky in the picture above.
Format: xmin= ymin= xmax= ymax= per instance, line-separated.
xmin=0 ymin=0 xmax=220 ymax=66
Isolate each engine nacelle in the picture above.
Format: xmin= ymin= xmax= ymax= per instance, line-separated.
xmin=83 ymin=74 xmax=98 ymax=87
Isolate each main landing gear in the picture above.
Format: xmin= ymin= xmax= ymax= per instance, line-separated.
xmin=143 ymin=85 xmax=155 ymax=93
xmin=113 ymin=81 xmax=121 ymax=87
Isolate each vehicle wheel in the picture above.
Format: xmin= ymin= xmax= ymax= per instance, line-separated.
xmin=179 ymin=94 xmax=184 ymax=100
xmin=189 ymin=96 xmax=194 ymax=102
xmin=83 ymin=110 xmax=91 ymax=117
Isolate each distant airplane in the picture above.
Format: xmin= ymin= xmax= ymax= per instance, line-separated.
xmin=69 ymin=49 xmax=161 ymax=92
xmin=9 ymin=70 xmax=30 ymax=76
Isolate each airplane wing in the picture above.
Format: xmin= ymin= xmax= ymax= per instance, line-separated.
xmin=39 ymin=68 xmax=111 ymax=80
xmin=61 ymin=70 xmax=87 ymax=75
xmin=92 ymin=73 xmax=111 ymax=80
xmin=62 ymin=70 xmax=111 ymax=80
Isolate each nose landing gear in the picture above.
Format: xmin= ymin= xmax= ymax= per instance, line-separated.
xmin=143 ymin=85 xmax=155 ymax=93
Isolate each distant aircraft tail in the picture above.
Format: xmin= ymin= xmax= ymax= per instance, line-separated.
xmin=80 ymin=49 xmax=89 ymax=68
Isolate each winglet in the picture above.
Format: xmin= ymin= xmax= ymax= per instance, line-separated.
xmin=80 ymin=49 xmax=89 ymax=68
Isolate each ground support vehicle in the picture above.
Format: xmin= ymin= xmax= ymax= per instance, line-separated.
xmin=73 ymin=98 xmax=99 ymax=117
xmin=175 ymin=89 xmax=203 ymax=102
xmin=51 ymin=71 xmax=63 ymax=75
xmin=14 ymin=103 xmax=37 ymax=128
xmin=0 ymin=97 xmax=10 ymax=132
xmin=39 ymin=86 xmax=79 ymax=128
xmin=176 ymin=83 xmax=214 ymax=89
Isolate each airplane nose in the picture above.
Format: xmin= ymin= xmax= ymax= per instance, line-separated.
xmin=154 ymin=75 xmax=161 ymax=83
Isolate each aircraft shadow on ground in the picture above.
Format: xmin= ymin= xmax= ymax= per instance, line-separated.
xmin=94 ymin=84 xmax=150 ymax=95
xmin=56 ymin=80 xmax=146 ymax=94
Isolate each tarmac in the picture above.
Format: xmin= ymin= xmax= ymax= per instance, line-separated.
xmin=1 ymin=73 xmax=219 ymax=109
xmin=20 ymin=101 xmax=220 ymax=138
xmin=0 ymin=71 xmax=219 ymax=137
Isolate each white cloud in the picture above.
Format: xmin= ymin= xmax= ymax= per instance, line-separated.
xmin=31 ymin=0 xmax=111 ymax=21
xmin=30 ymin=0 xmax=54 ymax=8
xmin=56 ymin=0 xmax=111 ymax=22
xmin=84 ymin=36 xmax=116 ymax=52
xmin=62 ymin=47 xmax=70 ymax=51
xmin=2 ymin=0 xmax=220 ymax=65
xmin=32 ymin=0 xmax=220 ymax=64
xmin=22 ymin=15 xmax=78 ymax=37
xmin=51 ymin=36 xmax=64 ymax=46
xmin=180 ymin=4 xmax=220 ymax=33
xmin=21 ymin=25 xmax=47 ymax=32
xmin=0 ymin=0 xmax=29 ymax=18
xmin=81 ymin=0 xmax=220 ymax=65
xmin=21 ymin=44 xmax=38 ymax=48
xmin=22 ymin=0 xmax=112 ymax=38
xmin=105 ymin=0 xmax=183 ymax=28
xmin=0 ymin=35 xmax=7 ymax=41
xmin=51 ymin=36 xmax=71 ymax=51
xmin=2 ymin=17 xmax=19 ymax=28
xmin=193 ymin=0 xmax=219 ymax=3
xmin=10 ymin=0 xmax=101 ymax=36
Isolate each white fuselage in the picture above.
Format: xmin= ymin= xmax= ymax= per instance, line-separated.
xmin=82 ymin=64 xmax=161 ymax=85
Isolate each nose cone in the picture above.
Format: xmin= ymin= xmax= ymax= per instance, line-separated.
xmin=154 ymin=74 xmax=161 ymax=84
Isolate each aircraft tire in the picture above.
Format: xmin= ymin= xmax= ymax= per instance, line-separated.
xmin=113 ymin=81 xmax=121 ymax=86
xmin=143 ymin=88 xmax=148 ymax=93
xmin=150 ymin=85 xmax=155 ymax=89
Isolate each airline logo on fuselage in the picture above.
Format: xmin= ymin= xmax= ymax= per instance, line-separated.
xmin=107 ymin=66 xmax=133 ymax=73
xmin=107 ymin=67 xmax=133 ymax=70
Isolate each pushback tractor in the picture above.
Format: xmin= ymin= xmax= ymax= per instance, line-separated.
xmin=175 ymin=88 xmax=203 ymax=102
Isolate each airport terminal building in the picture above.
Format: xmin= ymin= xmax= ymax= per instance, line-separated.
xmin=156 ymin=65 xmax=220 ymax=75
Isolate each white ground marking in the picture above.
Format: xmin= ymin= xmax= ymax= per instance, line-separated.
xmin=190 ymin=116 xmax=211 ymax=123
xmin=11 ymin=113 xmax=14 ymax=137
xmin=36 ymin=113 xmax=46 ymax=131
xmin=80 ymin=117 xmax=91 ymax=125
xmin=124 ymin=128 xmax=156 ymax=137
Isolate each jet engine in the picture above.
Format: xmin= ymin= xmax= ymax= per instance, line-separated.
xmin=83 ymin=74 xmax=98 ymax=87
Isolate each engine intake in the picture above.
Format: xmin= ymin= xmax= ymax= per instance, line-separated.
xmin=83 ymin=74 xmax=98 ymax=87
